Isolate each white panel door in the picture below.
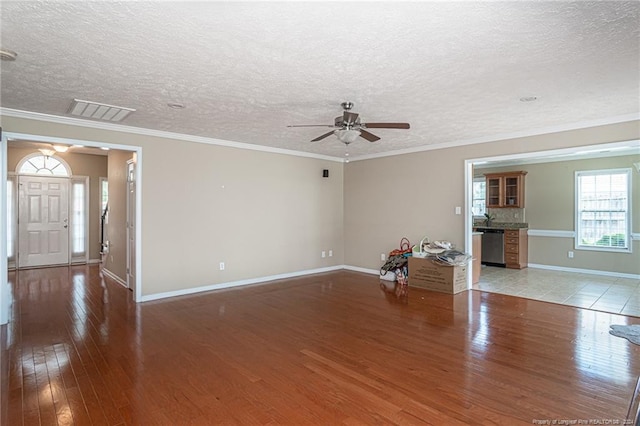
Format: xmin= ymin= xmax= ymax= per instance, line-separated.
xmin=18 ymin=176 xmax=69 ymax=268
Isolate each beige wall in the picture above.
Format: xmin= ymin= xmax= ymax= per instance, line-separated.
xmin=1 ymin=115 xmax=345 ymax=296
xmin=7 ymin=146 xmax=108 ymax=261
xmin=344 ymin=121 xmax=640 ymax=274
xmin=103 ymin=150 xmax=133 ymax=281
xmin=477 ymin=154 xmax=640 ymax=274
xmin=3 ymin=114 xmax=638 ymax=296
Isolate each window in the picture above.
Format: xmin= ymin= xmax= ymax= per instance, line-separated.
xmin=471 ymin=178 xmax=486 ymax=216
xmin=17 ymin=154 xmax=70 ymax=176
xmin=6 ymin=178 xmax=14 ymax=260
xmin=70 ymin=176 xmax=89 ymax=263
xmin=575 ymin=169 xmax=631 ymax=252
xmin=72 ymin=182 xmax=85 ymax=255
xmin=100 ymin=178 xmax=108 ymax=213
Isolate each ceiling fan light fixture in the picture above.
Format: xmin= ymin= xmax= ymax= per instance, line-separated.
xmin=334 ymin=129 xmax=361 ymax=144
xmin=53 ymin=145 xmax=69 ymax=153
xmin=38 ymin=148 xmax=56 ymax=157
xmin=0 ymin=48 xmax=18 ymax=61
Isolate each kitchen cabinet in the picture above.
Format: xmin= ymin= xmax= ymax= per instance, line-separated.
xmin=504 ymin=228 xmax=528 ymax=269
xmin=484 ymin=171 xmax=527 ymax=208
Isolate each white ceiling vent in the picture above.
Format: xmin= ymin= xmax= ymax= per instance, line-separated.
xmin=67 ymin=99 xmax=135 ymax=122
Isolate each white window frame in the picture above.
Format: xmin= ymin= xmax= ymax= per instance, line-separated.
xmin=575 ymin=168 xmax=632 ymax=253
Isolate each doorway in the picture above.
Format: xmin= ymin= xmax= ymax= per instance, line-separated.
xmin=1 ymin=131 xmax=143 ymax=325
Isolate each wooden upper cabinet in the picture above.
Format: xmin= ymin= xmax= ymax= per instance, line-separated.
xmin=484 ymin=171 xmax=527 ymax=208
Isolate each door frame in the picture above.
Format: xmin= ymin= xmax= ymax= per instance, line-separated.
xmin=0 ymin=131 xmax=143 ymax=325
xmin=126 ymin=159 xmax=136 ymax=291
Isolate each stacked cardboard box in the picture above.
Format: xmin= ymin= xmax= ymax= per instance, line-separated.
xmin=408 ymin=257 xmax=468 ymax=294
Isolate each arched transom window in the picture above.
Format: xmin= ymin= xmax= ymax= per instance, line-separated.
xmin=17 ymin=154 xmax=71 ymax=176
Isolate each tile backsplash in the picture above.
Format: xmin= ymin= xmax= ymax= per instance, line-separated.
xmin=487 ymin=208 xmax=525 ymax=223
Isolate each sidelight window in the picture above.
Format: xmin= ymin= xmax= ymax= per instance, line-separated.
xmin=6 ymin=177 xmax=15 ymax=263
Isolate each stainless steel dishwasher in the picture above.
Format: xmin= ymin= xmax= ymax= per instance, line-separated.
xmin=481 ymin=229 xmax=505 ymax=266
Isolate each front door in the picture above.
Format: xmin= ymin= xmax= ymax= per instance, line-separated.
xmin=18 ymin=175 xmax=69 ymax=268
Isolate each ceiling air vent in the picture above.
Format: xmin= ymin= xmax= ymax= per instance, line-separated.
xmin=67 ymin=99 xmax=135 ymax=122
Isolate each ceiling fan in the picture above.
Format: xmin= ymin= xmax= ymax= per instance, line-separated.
xmin=287 ymin=102 xmax=410 ymax=144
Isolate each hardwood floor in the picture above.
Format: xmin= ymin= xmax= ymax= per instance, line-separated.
xmin=2 ymin=265 xmax=639 ymax=425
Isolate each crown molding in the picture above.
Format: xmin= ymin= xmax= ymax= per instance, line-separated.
xmin=0 ymin=108 xmax=344 ymax=163
xmin=2 ymin=107 xmax=638 ymax=164
xmin=348 ymin=113 xmax=640 ymax=162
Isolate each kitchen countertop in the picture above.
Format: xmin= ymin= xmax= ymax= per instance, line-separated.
xmin=473 ymin=222 xmax=529 ymax=230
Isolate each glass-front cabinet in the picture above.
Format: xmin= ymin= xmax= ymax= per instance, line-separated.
xmin=486 ymin=176 xmax=502 ymax=207
xmin=484 ymin=171 xmax=527 ymax=208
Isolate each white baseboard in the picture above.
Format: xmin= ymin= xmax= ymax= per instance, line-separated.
xmin=101 ymin=267 xmax=127 ymax=287
xmin=88 ymin=259 xmax=102 ymax=264
xmin=343 ymin=265 xmax=380 ymax=276
xmin=140 ymin=265 xmax=345 ymax=303
xmin=528 ymin=263 xmax=640 ymax=280
xmin=136 ymin=261 xmax=632 ymax=304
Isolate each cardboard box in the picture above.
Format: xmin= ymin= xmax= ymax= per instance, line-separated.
xmin=408 ymin=257 xmax=468 ymax=294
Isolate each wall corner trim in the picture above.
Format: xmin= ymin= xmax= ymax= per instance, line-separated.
xmin=527 ymin=229 xmax=576 ymax=238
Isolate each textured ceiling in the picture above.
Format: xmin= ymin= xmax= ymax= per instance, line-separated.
xmin=1 ymin=1 xmax=639 ymax=159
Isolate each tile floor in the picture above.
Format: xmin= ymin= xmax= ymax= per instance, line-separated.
xmin=473 ymin=265 xmax=640 ymax=317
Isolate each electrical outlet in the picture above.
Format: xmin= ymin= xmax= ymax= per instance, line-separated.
xmin=381 ymin=253 xmax=386 ymax=261
xmin=568 ymin=251 xmax=574 ymax=259
xmin=328 ymin=250 xmax=333 ymax=257
xmin=219 ymin=262 xmax=225 ymax=270
xmin=321 ymin=251 xmax=326 ymax=258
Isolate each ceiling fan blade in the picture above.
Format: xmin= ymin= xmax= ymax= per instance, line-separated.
xmin=287 ymin=124 xmax=335 ymax=128
xmin=359 ymin=129 xmax=380 ymax=142
xmin=311 ymin=130 xmax=336 ymax=142
xmin=343 ymin=111 xmax=359 ymax=125
xmin=363 ymin=122 xmax=410 ymax=129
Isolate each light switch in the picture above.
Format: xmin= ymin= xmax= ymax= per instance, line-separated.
xmin=455 ymin=206 xmax=461 ymax=215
